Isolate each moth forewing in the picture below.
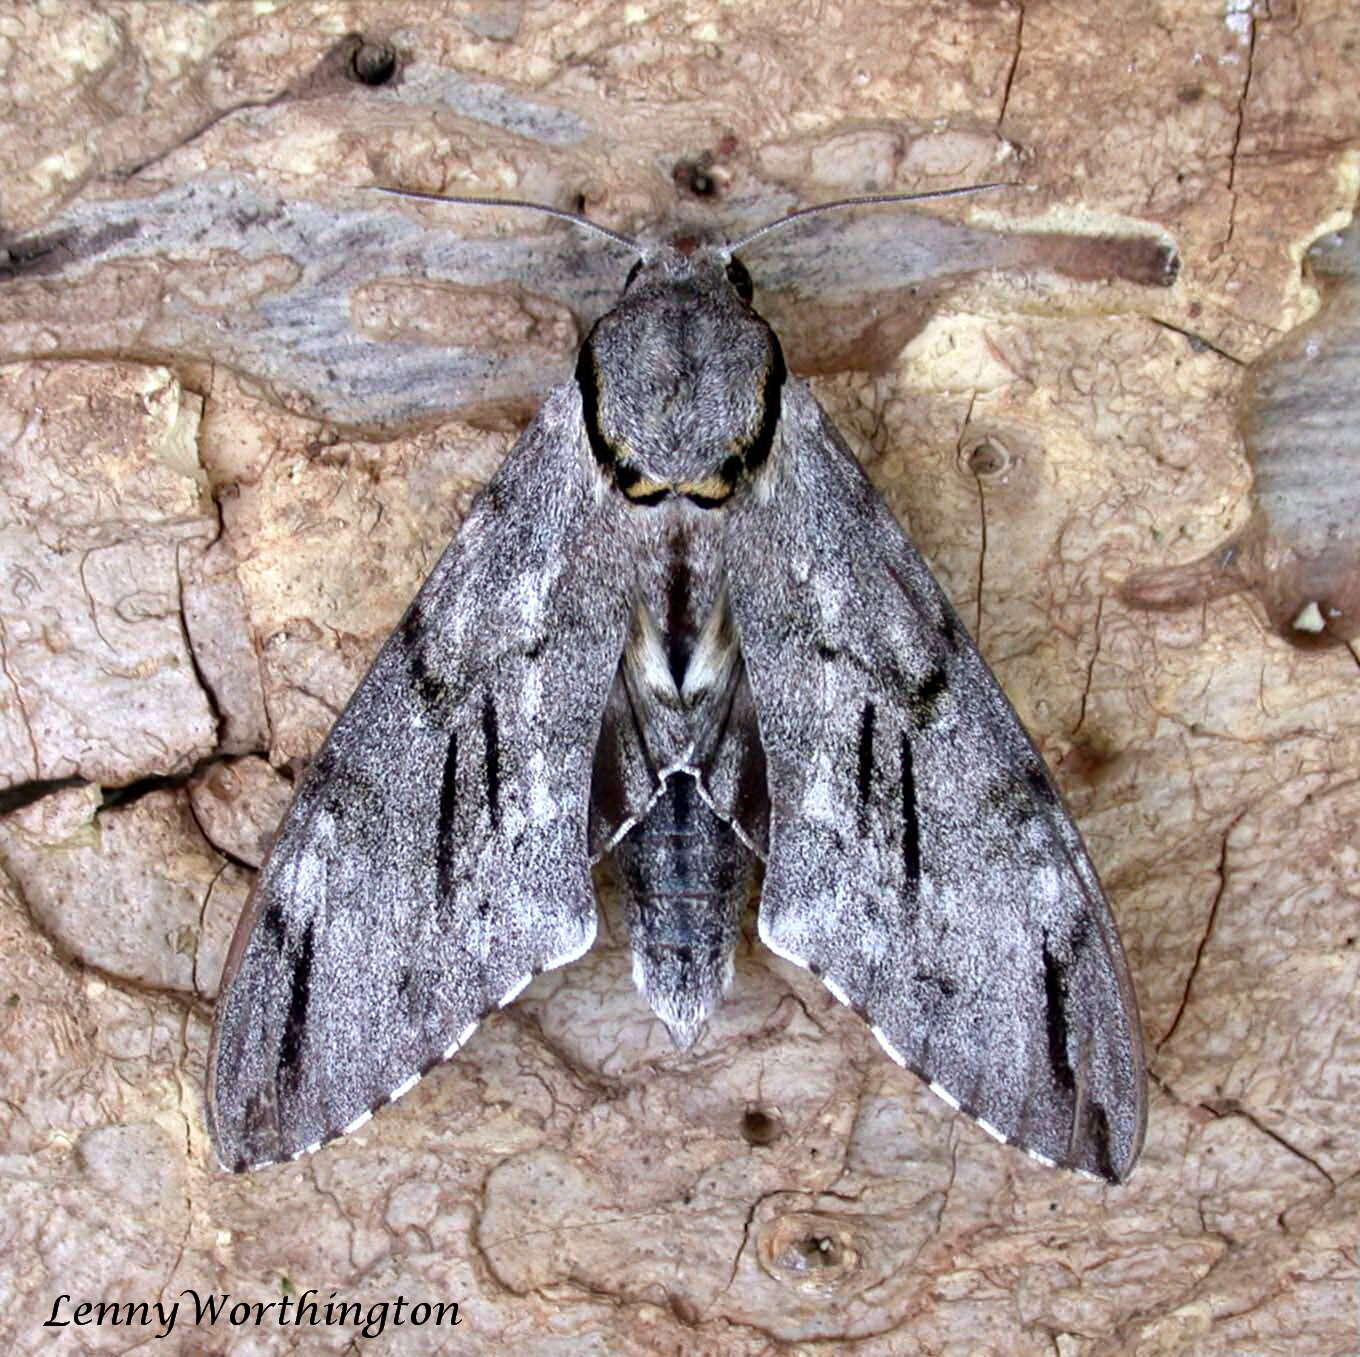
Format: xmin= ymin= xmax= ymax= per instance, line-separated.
xmin=209 ymin=228 xmax=1146 ymax=1183
xmin=723 ymin=382 xmax=1146 ymax=1181
xmin=206 ymin=385 xmax=639 ymax=1171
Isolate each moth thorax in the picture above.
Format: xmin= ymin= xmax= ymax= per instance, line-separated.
xmin=581 ymin=280 xmax=784 ymax=506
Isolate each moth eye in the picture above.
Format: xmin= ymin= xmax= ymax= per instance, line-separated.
xmin=624 ymin=259 xmax=645 ymax=290
xmin=725 ymin=258 xmax=754 ymax=304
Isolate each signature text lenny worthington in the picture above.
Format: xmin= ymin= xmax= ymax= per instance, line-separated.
xmin=44 ymin=1289 xmax=461 ymax=1340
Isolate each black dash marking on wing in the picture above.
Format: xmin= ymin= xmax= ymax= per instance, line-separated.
xmin=436 ymin=732 xmax=458 ymax=901
xmin=986 ymin=762 xmax=1055 ymax=833
xmin=406 ymin=618 xmax=450 ymax=712
xmin=1085 ymin=1102 xmax=1116 ymax=1183
xmin=411 ymin=650 xmax=442 ymax=708
xmin=481 ymin=693 xmax=501 ymax=829
xmin=900 ymin=732 xmax=920 ymax=887
xmin=913 ymin=971 xmax=956 ymax=1016
xmin=309 ymin=748 xmax=338 ymax=784
xmin=1041 ymin=936 xmax=1075 ymax=1093
xmin=1024 ymin=760 xmax=1057 ymax=806
xmin=907 ymin=663 xmax=949 ymax=732
xmin=262 ymin=902 xmax=287 ymax=952
xmin=280 ymin=922 xmax=316 ymax=1077
xmin=938 ymin=606 xmax=965 ymax=653
xmin=307 ymin=748 xmax=344 ymax=818
xmin=856 ymin=702 xmax=876 ymax=835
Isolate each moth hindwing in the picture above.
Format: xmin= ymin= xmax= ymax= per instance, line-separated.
xmin=208 ymin=236 xmax=1146 ymax=1183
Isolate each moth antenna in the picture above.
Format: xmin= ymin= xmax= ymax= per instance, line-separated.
xmin=726 ymin=182 xmax=1024 ymax=255
xmin=370 ymin=185 xmax=643 ymax=255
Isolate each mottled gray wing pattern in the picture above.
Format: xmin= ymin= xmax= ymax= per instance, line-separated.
xmin=725 ymin=381 xmax=1146 ymax=1181
xmin=208 ymin=385 xmax=636 ymax=1171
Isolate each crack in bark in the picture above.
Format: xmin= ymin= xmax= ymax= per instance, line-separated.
xmin=96 ymin=749 xmax=272 ymax=811
xmin=0 ymin=865 xmax=212 ymax=1009
xmin=973 ymin=471 xmax=988 ymax=645
xmin=478 ymin=1204 xmax=684 ymax=1258
xmin=102 ymin=34 xmax=386 ymax=182
xmin=1149 ymin=317 xmax=1247 ymax=366
xmin=1072 ymin=595 xmax=1104 ymax=739
xmin=175 ymin=520 xmax=228 ymax=752
xmin=928 ymin=1138 xmax=961 ymax=1239
xmin=1222 ymin=2 xmax=1259 ymax=248
xmin=1199 ymin=1098 xmax=1337 ymax=1188
xmin=721 ymin=1186 xmax=781 ymax=1300
xmin=955 ymin=395 xmax=988 ymax=642
xmin=822 ymin=1066 xmax=871 ymax=1192
xmin=997 ymin=1 xmax=1025 ymax=131
xmin=194 ymin=859 xmax=232 ymax=996
xmin=503 ymin=1006 xmax=638 ymax=1105
xmin=1156 ymin=809 xmax=1245 ymax=1051
xmin=113 ymin=99 xmax=279 ymax=182
xmin=1113 ymin=1164 xmax=1360 ymax=1353
xmin=0 ymin=774 xmax=84 ymax=816
xmin=0 ymin=750 xmax=269 ymax=832
xmin=76 ymin=545 xmax=115 ymax=652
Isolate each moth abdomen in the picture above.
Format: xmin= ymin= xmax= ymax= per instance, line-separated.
xmin=612 ymin=770 xmax=757 ymax=1047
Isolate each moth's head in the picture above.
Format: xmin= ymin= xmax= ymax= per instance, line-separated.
xmin=578 ymin=245 xmax=785 ymax=507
